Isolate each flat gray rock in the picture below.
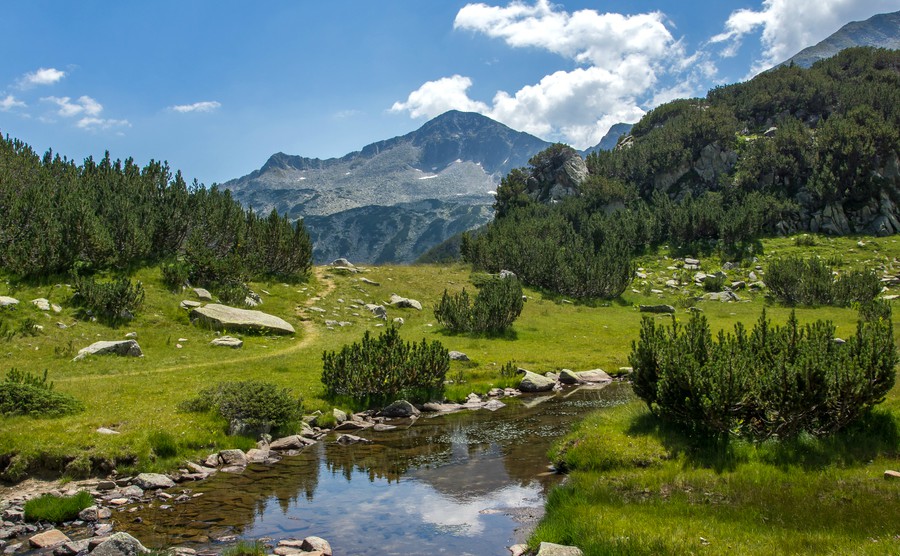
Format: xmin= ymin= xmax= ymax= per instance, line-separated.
xmin=192 ymin=288 xmax=212 ymax=301
xmin=190 ymin=304 xmax=295 ymax=335
xmin=133 ymin=472 xmax=175 ymax=490
xmin=73 ymin=340 xmax=143 ymax=362
xmin=536 ymin=542 xmax=584 ymax=556
xmin=210 ymin=335 xmax=243 ymax=348
xmin=639 ymin=305 xmax=675 ymax=314
xmin=90 ymin=532 xmax=149 ymax=556
xmin=0 ymin=296 xmax=19 ymax=308
xmin=517 ymin=369 xmax=556 ymax=393
xmin=577 ymin=369 xmax=612 ymax=383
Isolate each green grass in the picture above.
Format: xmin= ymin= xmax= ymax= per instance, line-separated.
xmin=0 ymin=237 xmax=894 ymax=473
xmin=23 ymin=491 xmax=93 ymax=523
xmin=220 ymin=540 xmax=267 ymax=556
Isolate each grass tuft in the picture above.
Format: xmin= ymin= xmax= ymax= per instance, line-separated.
xmin=23 ymin=491 xmax=93 ymax=523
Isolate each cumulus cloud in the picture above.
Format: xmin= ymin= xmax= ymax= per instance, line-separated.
xmin=0 ymin=95 xmax=26 ymax=111
xmin=18 ymin=67 xmax=66 ymax=88
xmin=76 ymin=117 xmax=130 ymax=131
xmin=170 ymin=100 xmax=221 ymax=113
xmin=391 ymin=75 xmax=489 ymax=120
xmin=393 ymin=1 xmax=701 ymax=149
xmin=43 ymin=95 xmax=103 ymax=117
xmin=711 ymin=0 xmax=900 ymax=74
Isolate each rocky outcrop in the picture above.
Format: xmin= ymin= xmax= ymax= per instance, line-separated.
xmin=73 ymin=340 xmax=143 ymax=362
xmin=189 ymin=304 xmax=295 ymax=335
xmin=526 ymin=145 xmax=588 ymax=203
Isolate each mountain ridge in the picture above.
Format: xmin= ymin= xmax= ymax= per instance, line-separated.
xmin=779 ymin=10 xmax=900 ymax=68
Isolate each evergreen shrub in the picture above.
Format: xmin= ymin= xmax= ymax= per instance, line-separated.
xmin=181 ymin=380 xmax=302 ymax=435
xmin=71 ymin=273 xmax=145 ymax=324
xmin=434 ymin=277 xmax=524 ymax=334
xmin=0 ymin=369 xmax=84 ymax=417
xmin=629 ymin=309 xmax=896 ymax=439
xmin=321 ymin=326 xmax=449 ymax=403
xmin=766 ymin=256 xmax=880 ymax=307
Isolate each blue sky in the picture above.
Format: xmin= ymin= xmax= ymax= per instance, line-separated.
xmin=1 ymin=0 xmax=898 ymax=185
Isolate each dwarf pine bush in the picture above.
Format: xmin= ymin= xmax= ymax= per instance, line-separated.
xmin=434 ymin=276 xmax=524 ymax=334
xmin=629 ymin=309 xmax=896 ymax=439
xmin=766 ymin=256 xmax=880 ymax=307
xmin=180 ymin=380 xmax=302 ymax=434
xmin=0 ymin=369 xmax=84 ymax=417
xmin=71 ymin=273 xmax=145 ymax=324
xmin=321 ymin=326 xmax=449 ymax=403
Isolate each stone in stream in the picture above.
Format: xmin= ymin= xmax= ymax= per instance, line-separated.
xmin=535 ymin=542 xmax=584 ymax=556
xmin=29 ymin=530 xmax=70 ymax=549
xmin=190 ymin=304 xmax=295 ymax=335
xmin=217 ymin=449 xmax=247 ymax=467
xmin=378 ymin=400 xmax=420 ymax=418
xmin=335 ymin=434 xmax=371 ymax=445
xmin=577 ymin=369 xmax=612 ymax=383
xmin=558 ymin=369 xmax=580 ymax=385
xmin=90 ymin=532 xmax=149 ymax=556
xmin=132 ymin=473 xmax=175 ymax=490
xmin=269 ymin=435 xmax=316 ymax=451
xmin=516 ymin=369 xmax=556 ymax=393
xmin=73 ymin=340 xmax=143 ymax=361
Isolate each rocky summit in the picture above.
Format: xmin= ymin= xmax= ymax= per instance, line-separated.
xmin=777 ymin=10 xmax=900 ymax=69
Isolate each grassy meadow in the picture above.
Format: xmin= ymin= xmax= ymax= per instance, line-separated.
xmin=1 ymin=234 xmax=899 ymax=553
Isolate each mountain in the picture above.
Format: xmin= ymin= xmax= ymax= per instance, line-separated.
xmin=778 ymin=10 xmax=900 ymax=68
xmin=581 ymin=123 xmax=634 ymax=156
xmin=222 ymin=110 xmax=551 ymax=263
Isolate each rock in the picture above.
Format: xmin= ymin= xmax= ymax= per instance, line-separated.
xmin=360 ymin=277 xmax=380 ymax=286
xmin=684 ymin=257 xmax=700 ymax=266
xmin=269 ymin=435 xmax=315 ymax=451
xmin=365 ymin=304 xmax=387 ymax=320
xmin=483 ymin=399 xmax=506 ymax=411
xmin=331 ymin=258 xmax=354 ymax=268
xmin=448 ymin=350 xmax=469 ymax=361
xmin=535 ymin=542 xmax=584 ymax=556
xmin=217 ymin=449 xmax=247 ymax=467
xmin=133 ymin=472 xmax=175 ymax=490
xmin=332 ymin=408 xmax=348 ymax=424
xmin=499 ymin=269 xmax=517 ymax=280
xmin=210 ymin=336 xmax=243 ymax=348
xmin=121 ymin=485 xmax=144 ymax=498
xmin=702 ymin=291 xmax=741 ymax=302
xmin=577 ymin=369 xmax=612 ymax=383
xmin=334 ymin=420 xmax=373 ymax=431
xmin=79 ymin=506 xmax=103 ymax=522
xmin=335 ymin=434 xmax=371 ymax=445
xmin=96 ymin=427 xmax=120 ymax=435
xmin=31 ymin=298 xmax=52 ymax=311
xmin=301 ymin=537 xmax=332 ymax=556
xmin=558 ymin=369 xmax=581 ymax=385
xmin=373 ymin=423 xmax=397 ymax=432
xmin=180 ymin=300 xmax=202 ymax=310
xmin=192 ymin=288 xmax=213 ymax=301
xmin=54 ymin=539 xmax=90 ymax=556
xmin=389 ymin=294 xmax=422 ymax=310
xmin=73 ymin=340 xmax=143 ymax=361
xmin=639 ymin=305 xmax=675 ymax=314
xmin=509 ymin=544 xmax=529 ymax=556
xmin=421 ymin=402 xmax=464 ymax=413
xmin=190 ymin=304 xmax=295 ymax=335
xmin=29 ymin=530 xmax=70 ymax=549
xmin=379 ymin=400 xmax=420 ymax=418
xmin=885 ymin=470 xmax=900 ymax=480
xmin=90 ymin=532 xmax=149 ymax=556
xmin=517 ymin=369 xmax=556 ymax=393
xmin=96 ymin=480 xmax=117 ymax=490
xmin=0 ymin=296 xmax=19 ymax=308
xmin=245 ymin=448 xmax=270 ymax=463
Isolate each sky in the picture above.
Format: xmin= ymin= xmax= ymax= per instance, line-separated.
xmin=1 ymin=0 xmax=899 ymax=185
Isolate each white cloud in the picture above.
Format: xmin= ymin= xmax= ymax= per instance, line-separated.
xmin=43 ymin=95 xmax=103 ymax=117
xmin=76 ymin=117 xmax=130 ymax=130
xmin=0 ymin=95 xmax=26 ymax=111
xmin=170 ymin=100 xmax=221 ymax=113
xmin=391 ymin=75 xmax=489 ymax=120
xmin=393 ymin=1 xmax=700 ymax=149
xmin=711 ymin=0 xmax=900 ymax=74
xmin=18 ymin=67 xmax=66 ymax=88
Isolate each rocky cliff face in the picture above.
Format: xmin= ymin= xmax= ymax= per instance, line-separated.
xmin=778 ymin=11 xmax=900 ymax=68
xmin=221 ymin=111 xmax=551 ymax=263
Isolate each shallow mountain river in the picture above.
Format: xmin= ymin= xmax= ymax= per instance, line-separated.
xmin=119 ymin=383 xmax=632 ymax=555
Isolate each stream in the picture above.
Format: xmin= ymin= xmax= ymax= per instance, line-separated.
xmin=118 ymin=383 xmax=633 ymax=555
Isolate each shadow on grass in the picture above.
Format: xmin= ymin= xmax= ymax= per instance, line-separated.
xmin=626 ymin=408 xmax=900 ymax=472
xmin=433 ymin=328 xmax=519 ymax=341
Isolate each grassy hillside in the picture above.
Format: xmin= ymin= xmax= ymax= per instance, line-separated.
xmin=0 ymin=235 xmax=898 ymax=488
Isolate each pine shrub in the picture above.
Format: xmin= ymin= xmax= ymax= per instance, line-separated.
xmin=0 ymin=369 xmax=84 ymax=417
xmin=321 ymin=326 xmax=449 ymax=403
xmin=766 ymin=256 xmax=880 ymax=307
xmin=181 ymin=380 xmax=302 ymax=435
xmin=629 ymin=309 xmax=896 ymax=439
xmin=71 ymin=273 xmax=145 ymax=324
xmin=434 ymin=277 xmax=524 ymax=334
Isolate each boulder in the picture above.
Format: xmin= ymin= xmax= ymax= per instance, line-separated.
xmin=269 ymin=435 xmax=315 ymax=451
xmin=333 ymin=408 xmax=348 ymax=424
xmin=335 ymin=434 xmax=371 ymax=445
xmin=389 ymin=294 xmax=422 ymax=310
xmin=885 ymin=470 xmax=900 ymax=480
xmin=217 ymin=449 xmax=247 ymax=467
xmin=133 ymin=472 xmax=175 ymax=490
xmin=702 ymin=291 xmax=741 ymax=302
xmin=360 ymin=277 xmax=380 ymax=286
xmin=448 ymin=350 xmax=469 ymax=361
xmin=639 ymin=305 xmax=675 ymax=314
xmin=535 ymin=542 xmax=584 ymax=556
xmin=392 ymin=317 xmax=404 ymax=326
xmin=365 ymin=304 xmax=387 ymax=320
xmin=73 ymin=340 xmax=143 ymax=362
xmin=54 ymin=539 xmax=91 ymax=556
xmin=180 ymin=300 xmax=202 ymax=310
xmin=210 ymin=336 xmax=243 ymax=348
xmin=90 ymin=532 xmax=149 ymax=556
xmin=31 ymin=298 xmax=51 ymax=311
xmin=558 ymin=369 xmax=581 ymax=385
xmin=190 ymin=304 xmax=295 ymax=335
xmin=29 ymin=530 xmax=70 ymax=549
xmin=330 ymin=258 xmax=354 ymax=268
xmin=301 ymin=537 xmax=332 ymax=556
xmin=0 ymin=296 xmax=19 ymax=308
xmin=379 ymin=400 xmax=420 ymax=418
xmin=577 ymin=369 xmax=612 ymax=383
xmin=517 ymin=369 xmax=556 ymax=393
xmin=192 ymin=288 xmax=213 ymax=301
xmin=121 ymin=485 xmax=144 ymax=498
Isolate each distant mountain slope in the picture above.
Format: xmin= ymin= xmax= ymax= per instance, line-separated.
xmin=581 ymin=123 xmax=634 ymax=156
xmin=779 ymin=10 xmax=900 ymax=68
xmin=222 ymin=110 xmax=551 ymax=264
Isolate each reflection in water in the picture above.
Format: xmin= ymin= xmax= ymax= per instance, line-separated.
xmin=121 ymin=383 xmax=632 ymax=555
